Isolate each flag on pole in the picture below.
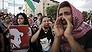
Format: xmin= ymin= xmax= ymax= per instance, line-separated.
xmin=25 ymin=0 xmax=40 ymax=12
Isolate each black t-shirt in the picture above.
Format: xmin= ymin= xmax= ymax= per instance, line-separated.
xmin=0 ymin=26 xmax=3 ymax=33
xmin=60 ymin=29 xmax=92 ymax=52
xmin=37 ymin=27 xmax=54 ymax=52
xmin=76 ymin=29 xmax=92 ymax=49
xmin=0 ymin=22 xmax=4 ymax=33
xmin=0 ymin=25 xmax=3 ymax=49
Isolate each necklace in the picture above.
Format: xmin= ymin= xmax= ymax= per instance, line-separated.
xmin=45 ymin=31 xmax=47 ymax=34
xmin=43 ymin=28 xmax=49 ymax=34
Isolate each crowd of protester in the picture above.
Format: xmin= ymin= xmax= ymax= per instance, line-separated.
xmin=0 ymin=12 xmax=55 ymax=52
xmin=0 ymin=1 xmax=92 ymax=52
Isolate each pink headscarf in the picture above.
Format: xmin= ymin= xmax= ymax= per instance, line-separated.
xmin=57 ymin=1 xmax=92 ymax=39
xmin=57 ymin=1 xmax=92 ymax=51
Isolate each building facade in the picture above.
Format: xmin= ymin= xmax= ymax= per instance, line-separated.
xmin=0 ymin=0 xmax=24 ymax=15
xmin=23 ymin=0 xmax=59 ymax=17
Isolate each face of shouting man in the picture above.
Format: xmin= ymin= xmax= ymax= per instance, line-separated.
xmin=58 ymin=7 xmax=73 ymax=30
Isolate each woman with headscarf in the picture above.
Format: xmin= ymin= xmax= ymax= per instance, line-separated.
xmin=50 ymin=1 xmax=92 ymax=52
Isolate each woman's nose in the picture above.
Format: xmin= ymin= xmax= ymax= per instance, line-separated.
xmin=46 ymin=21 xmax=48 ymax=23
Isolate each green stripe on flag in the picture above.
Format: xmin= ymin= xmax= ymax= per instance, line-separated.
xmin=26 ymin=0 xmax=35 ymax=12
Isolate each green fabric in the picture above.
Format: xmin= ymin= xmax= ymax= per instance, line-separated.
xmin=26 ymin=0 xmax=35 ymax=12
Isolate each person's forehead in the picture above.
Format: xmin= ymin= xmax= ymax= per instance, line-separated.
xmin=18 ymin=15 xmax=23 ymax=17
xmin=43 ymin=17 xmax=49 ymax=20
xmin=5 ymin=16 xmax=9 ymax=18
xmin=38 ymin=15 xmax=42 ymax=17
xmin=59 ymin=7 xmax=71 ymax=13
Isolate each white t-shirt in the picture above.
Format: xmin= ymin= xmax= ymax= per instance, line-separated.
xmin=28 ymin=27 xmax=32 ymax=36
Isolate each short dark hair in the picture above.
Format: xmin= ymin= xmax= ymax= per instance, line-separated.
xmin=29 ymin=14 xmax=33 ymax=17
xmin=0 ymin=12 xmax=4 ymax=17
xmin=37 ymin=13 xmax=42 ymax=16
xmin=3 ymin=15 xmax=10 ymax=20
xmin=59 ymin=1 xmax=70 ymax=8
xmin=58 ymin=1 xmax=71 ymax=16
xmin=34 ymin=17 xmax=37 ymax=19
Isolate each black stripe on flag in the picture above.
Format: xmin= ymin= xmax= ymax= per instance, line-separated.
xmin=33 ymin=0 xmax=40 ymax=3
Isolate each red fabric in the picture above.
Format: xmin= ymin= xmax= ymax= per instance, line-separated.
xmin=9 ymin=25 xmax=29 ymax=50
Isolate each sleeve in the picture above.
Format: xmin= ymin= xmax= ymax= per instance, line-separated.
xmin=85 ymin=30 xmax=92 ymax=48
xmin=28 ymin=27 xmax=32 ymax=37
xmin=0 ymin=27 xmax=3 ymax=33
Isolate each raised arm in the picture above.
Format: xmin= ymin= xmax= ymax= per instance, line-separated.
xmin=31 ymin=24 xmax=44 ymax=43
xmin=50 ymin=17 xmax=64 ymax=52
xmin=31 ymin=27 xmax=41 ymax=43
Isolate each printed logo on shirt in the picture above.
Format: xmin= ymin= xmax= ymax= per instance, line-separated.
xmin=40 ymin=37 xmax=51 ymax=51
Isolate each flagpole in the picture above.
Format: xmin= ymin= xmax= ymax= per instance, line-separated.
xmin=2 ymin=0 xmax=4 ymax=12
xmin=42 ymin=0 xmax=45 ymax=16
xmin=14 ymin=0 xmax=15 ymax=15
xmin=33 ymin=8 xmax=35 ymax=17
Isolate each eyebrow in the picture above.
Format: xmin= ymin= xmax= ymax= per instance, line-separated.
xmin=64 ymin=12 xmax=71 ymax=14
xmin=59 ymin=11 xmax=71 ymax=15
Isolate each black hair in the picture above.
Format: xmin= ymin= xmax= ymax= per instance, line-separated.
xmin=58 ymin=1 xmax=71 ymax=16
xmin=40 ymin=16 xmax=48 ymax=24
xmin=33 ymin=17 xmax=38 ymax=22
xmin=0 ymin=12 xmax=4 ymax=17
xmin=3 ymin=15 xmax=10 ymax=20
xmin=29 ymin=14 xmax=33 ymax=17
xmin=48 ymin=16 xmax=53 ymax=22
xmin=34 ymin=17 xmax=37 ymax=19
xmin=37 ymin=13 xmax=42 ymax=16
xmin=59 ymin=1 xmax=70 ymax=8
xmin=16 ymin=13 xmax=29 ymax=25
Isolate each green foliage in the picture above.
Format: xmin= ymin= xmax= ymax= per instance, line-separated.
xmin=46 ymin=5 xmax=58 ymax=19
xmin=82 ymin=11 xmax=88 ymax=18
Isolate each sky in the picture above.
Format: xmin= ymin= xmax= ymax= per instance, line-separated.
xmin=8 ymin=0 xmax=24 ymax=15
xmin=0 ymin=0 xmax=92 ymax=15
xmin=0 ymin=0 xmax=24 ymax=15
xmin=55 ymin=0 xmax=92 ymax=12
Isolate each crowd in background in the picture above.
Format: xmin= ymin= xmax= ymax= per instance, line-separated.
xmin=0 ymin=12 xmax=55 ymax=52
xmin=0 ymin=1 xmax=92 ymax=52
xmin=84 ymin=13 xmax=92 ymax=28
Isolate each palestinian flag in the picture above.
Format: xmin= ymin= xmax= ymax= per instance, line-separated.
xmin=25 ymin=0 xmax=40 ymax=12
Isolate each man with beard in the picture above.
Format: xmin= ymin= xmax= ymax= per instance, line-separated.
xmin=31 ymin=16 xmax=54 ymax=52
xmin=50 ymin=1 xmax=92 ymax=52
